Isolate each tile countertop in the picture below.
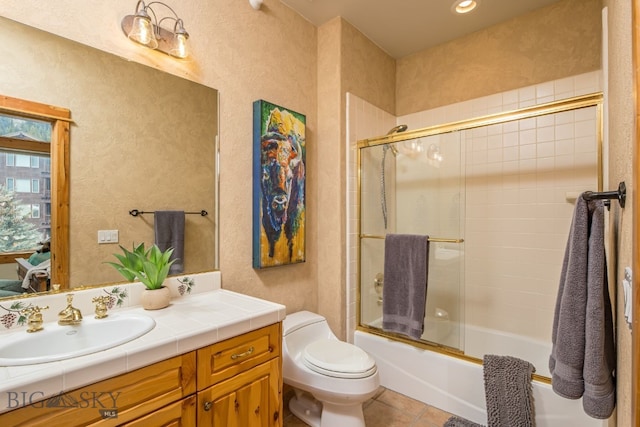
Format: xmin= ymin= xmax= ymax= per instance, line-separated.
xmin=0 ymin=286 xmax=286 ymax=415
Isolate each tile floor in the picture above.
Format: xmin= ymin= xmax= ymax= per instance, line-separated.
xmin=283 ymin=385 xmax=456 ymax=427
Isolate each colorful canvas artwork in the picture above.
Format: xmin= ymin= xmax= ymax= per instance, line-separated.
xmin=252 ymin=100 xmax=306 ymax=268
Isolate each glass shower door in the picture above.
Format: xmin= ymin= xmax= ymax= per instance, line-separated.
xmin=358 ymin=132 xmax=465 ymax=351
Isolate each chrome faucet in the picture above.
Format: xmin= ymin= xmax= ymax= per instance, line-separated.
xmin=58 ymin=294 xmax=83 ymax=325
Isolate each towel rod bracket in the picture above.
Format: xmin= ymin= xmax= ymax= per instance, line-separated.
xmin=582 ymin=181 xmax=625 ymax=209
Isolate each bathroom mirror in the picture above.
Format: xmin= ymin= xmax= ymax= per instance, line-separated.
xmin=0 ymin=16 xmax=219 ymax=296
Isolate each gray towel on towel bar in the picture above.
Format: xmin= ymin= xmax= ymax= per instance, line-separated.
xmin=549 ymin=197 xmax=615 ymax=419
xmin=483 ymin=355 xmax=536 ymax=427
xmin=382 ymin=234 xmax=429 ymax=340
xmin=154 ymin=210 xmax=185 ymax=275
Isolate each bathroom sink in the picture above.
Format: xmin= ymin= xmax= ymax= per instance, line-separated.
xmin=0 ymin=313 xmax=155 ymax=366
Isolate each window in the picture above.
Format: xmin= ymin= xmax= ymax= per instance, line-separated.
xmin=0 ymin=96 xmax=69 ymax=287
xmin=15 ymin=178 xmax=30 ymax=192
xmin=15 ymin=154 xmax=30 ymax=167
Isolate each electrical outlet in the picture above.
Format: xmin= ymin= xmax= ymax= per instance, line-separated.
xmin=98 ymin=230 xmax=119 ymax=244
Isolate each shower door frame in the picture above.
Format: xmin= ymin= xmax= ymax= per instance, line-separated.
xmin=355 ymin=92 xmax=604 ymax=382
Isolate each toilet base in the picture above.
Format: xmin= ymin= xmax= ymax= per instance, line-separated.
xmin=289 ymin=391 xmax=367 ymax=427
xmin=289 ymin=393 xmax=322 ymax=427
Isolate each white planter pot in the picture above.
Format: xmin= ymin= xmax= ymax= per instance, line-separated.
xmin=140 ymin=286 xmax=171 ymax=310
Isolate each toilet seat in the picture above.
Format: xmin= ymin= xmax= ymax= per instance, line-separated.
xmin=302 ymin=339 xmax=377 ymax=379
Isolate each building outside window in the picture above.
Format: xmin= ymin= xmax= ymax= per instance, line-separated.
xmin=0 ymin=114 xmax=52 ymax=251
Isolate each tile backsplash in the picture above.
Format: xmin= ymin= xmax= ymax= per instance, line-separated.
xmin=0 ymin=271 xmax=221 ymax=331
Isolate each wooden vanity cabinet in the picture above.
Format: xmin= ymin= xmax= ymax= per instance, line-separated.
xmin=0 ymin=323 xmax=282 ymax=427
xmin=0 ymin=352 xmax=197 ymax=427
xmin=196 ymin=323 xmax=282 ymax=427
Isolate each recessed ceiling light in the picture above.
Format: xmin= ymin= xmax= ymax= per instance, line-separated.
xmin=452 ymin=0 xmax=480 ymax=14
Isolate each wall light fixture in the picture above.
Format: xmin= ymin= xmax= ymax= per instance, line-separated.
xmin=121 ymin=0 xmax=190 ymax=59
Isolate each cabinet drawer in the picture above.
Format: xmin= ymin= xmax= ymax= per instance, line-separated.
xmin=120 ymin=395 xmax=196 ymax=427
xmin=197 ymin=323 xmax=281 ymax=389
xmin=0 ymin=352 xmax=196 ymax=427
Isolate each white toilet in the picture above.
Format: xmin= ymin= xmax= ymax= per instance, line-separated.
xmin=282 ymin=311 xmax=380 ymax=427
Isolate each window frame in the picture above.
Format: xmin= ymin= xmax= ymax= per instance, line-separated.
xmin=0 ymin=95 xmax=70 ymax=288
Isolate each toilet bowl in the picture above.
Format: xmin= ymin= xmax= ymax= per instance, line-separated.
xmin=282 ymin=311 xmax=380 ymax=427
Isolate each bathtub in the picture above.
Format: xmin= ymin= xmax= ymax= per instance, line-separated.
xmin=354 ymin=330 xmax=608 ymax=427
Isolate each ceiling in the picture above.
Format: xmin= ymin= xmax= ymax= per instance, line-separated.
xmin=279 ymin=0 xmax=564 ymax=59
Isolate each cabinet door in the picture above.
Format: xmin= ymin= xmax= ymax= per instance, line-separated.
xmin=119 ymin=395 xmax=196 ymax=427
xmin=197 ymin=358 xmax=281 ymax=427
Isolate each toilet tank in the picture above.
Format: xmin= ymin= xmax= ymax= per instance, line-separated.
xmin=283 ymin=311 xmax=336 ymax=353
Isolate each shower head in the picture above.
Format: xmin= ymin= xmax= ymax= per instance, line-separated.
xmin=384 ymin=124 xmax=408 ymax=156
xmin=386 ymin=124 xmax=408 ymax=135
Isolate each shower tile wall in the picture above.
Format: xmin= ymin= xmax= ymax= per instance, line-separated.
xmin=347 ymin=71 xmax=602 ymax=367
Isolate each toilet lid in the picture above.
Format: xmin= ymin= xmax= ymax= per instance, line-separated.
xmin=303 ymin=339 xmax=377 ymax=379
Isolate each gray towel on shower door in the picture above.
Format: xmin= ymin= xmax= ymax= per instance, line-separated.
xmin=382 ymin=234 xmax=429 ymax=340
xmin=549 ymin=197 xmax=615 ymax=419
xmin=154 ymin=210 xmax=185 ymax=275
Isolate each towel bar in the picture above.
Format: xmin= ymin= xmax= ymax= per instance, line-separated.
xmin=581 ymin=181 xmax=626 ymax=209
xmin=360 ymin=233 xmax=464 ymax=243
xmin=129 ymin=209 xmax=208 ymax=217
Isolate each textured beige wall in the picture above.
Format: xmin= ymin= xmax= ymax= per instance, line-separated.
xmin=0 ymin=0 xmax=319 ymax=311
xmin=603 ymin=2 xmax=634 ymax=426
xmin=341 ymin=21 xmax=396 ymax=115
xmin=317 ymin=18 xmax=344 ymax=336
xmin=316 ymin=18 xmax=395 ymax=338
xmin=396 ymin=0 xmax=603 ymax=115
xmin=0 ymin=17 xmax=217 ymax=288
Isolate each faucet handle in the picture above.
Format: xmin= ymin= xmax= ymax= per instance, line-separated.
xmin=20 ymin=305 xmax=49 ymax=333
xmin=21 ymin=305 xmax=49 ymax=316
xmin=92 ymin=296 xmax=111 ymax=319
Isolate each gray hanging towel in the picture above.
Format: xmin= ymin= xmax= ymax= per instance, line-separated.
xmin=549 ymin=197 xmax=615 ymax=419
xmin=483 ymin=355 xmax=536 ymax=427
xmin=154 ymin=210 xmax=185 ymax=275
xmin=382 ymin=234 xmax=429 ymax=340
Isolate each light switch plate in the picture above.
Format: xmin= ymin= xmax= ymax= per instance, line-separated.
xmin=98 ymin=230 xmax=119 ymax=244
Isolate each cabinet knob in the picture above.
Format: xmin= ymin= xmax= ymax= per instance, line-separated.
xmin=203 ymin=401 xmax=212 ymax=411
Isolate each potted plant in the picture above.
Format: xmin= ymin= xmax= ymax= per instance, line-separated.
xmin=107 ymin=243 xmax=177 ymax=310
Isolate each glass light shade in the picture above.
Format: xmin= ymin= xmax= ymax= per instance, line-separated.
xmin=169 ymin=32 xmax=189 ymax=58
xmin=128 ymin=14 xmax=158 ymax=49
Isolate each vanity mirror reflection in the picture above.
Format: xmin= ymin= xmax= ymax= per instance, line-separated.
xmin=0 ymin=16 xmax=219 ymax=298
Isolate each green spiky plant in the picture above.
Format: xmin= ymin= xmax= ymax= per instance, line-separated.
xmin=106 ymin=243 xmax=177 ymax=290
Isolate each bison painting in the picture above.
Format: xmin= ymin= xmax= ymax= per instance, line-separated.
xmin=253 ymin=101 xmax=306 ymax=268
